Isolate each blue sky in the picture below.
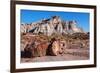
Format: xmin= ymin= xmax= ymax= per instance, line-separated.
xmin=21 ymin=9 xmax=90 ymax=32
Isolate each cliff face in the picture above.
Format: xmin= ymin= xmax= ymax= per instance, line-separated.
xmin=21 ymin=16 xmax=84 ymax=36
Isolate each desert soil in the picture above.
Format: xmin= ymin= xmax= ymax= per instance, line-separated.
xmin=21 ymin=48 xmax=89 ymax=63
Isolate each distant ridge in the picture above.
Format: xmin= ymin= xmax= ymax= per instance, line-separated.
xmin=21 ymin=16 xmax=85 ymax=36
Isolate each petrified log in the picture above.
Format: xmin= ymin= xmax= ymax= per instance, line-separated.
xmin=24 ymin=41 xmax=49 ymax=57
xmin=48 ymin=38 xmax=67 ymax=56
xmin=24 ymin=42 xmax=35 ymax=58
xmin=59 ymin=40 xmax=67 ymax=54
xmin=51 ymin=40 xmax=60 ymax=56
xmin=47 ymin=38 xmax=61 ymax=56
xmin=34 ymin=42 xmax=49 ymax=57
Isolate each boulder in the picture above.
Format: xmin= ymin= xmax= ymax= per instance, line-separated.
xmin=24 ymin=41 xmax=49 ymax=57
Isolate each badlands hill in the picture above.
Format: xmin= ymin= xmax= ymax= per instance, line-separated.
xmin=21 ymin=16 xmax=85 ymax=36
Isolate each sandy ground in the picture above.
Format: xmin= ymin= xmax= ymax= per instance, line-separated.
xmin=21 ymin=48 xmax=89 ymax=63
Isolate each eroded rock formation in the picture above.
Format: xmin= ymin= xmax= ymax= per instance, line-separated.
xmin=21 ymin=16 xmax=84 ymax=36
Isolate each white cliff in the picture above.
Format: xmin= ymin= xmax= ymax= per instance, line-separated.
xmin=21 ymin=16 xmax=85 ymax=36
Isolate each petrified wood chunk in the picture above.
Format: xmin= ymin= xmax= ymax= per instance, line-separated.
xmin=48 ymin=38 xmax=63 ymax=56
xmin=24 ymin=42 xmax=35 ymax=58
xmin=34 ymin=42 xmax=49 ymax=57
xmin=51 ymin=40 xmax=60 ymax=56
xmin=24 ymin=41 xmax=49 ymax=57
xmin=49 ymin=38 xmax=67 ymax=56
